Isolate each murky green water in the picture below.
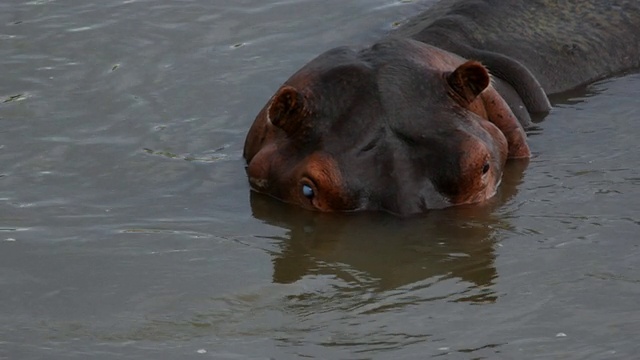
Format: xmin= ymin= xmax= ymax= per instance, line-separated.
xmin=1 ymin=1 xmax=639 ymax=359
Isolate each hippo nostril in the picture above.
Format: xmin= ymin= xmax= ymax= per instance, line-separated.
xmin=482 ymin=162 xmax=490 ymax=174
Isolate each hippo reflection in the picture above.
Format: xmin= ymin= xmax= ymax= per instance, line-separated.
xmin=250 ymin=160 xmax=529 ymax=296
xmin=244 ymin=0 xmax=640 ymax=215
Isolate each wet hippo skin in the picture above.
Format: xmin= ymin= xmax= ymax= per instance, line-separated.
xmin=244 ymin=0 xmax=640 ymax=216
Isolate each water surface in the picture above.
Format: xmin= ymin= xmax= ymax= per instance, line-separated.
xmin=1 ymin=0 xmax=639 ymax=359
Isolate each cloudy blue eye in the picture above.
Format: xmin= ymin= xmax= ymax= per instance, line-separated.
xmin=302 ymin=184 xmax=314 ymax=199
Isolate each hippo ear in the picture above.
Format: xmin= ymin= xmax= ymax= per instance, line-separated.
xmin=447 ymin=61 xmax=491 ymax=104
xmin=267 ymin=85 xmax=307 ymax=135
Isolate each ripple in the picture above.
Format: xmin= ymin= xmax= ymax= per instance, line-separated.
xmin=142 ymin=148 xmax=230 ymax=163
xmin=2 ymin=93 xmax=29 ymax=103
xmin=118 ymin=228 xmax=214 ymax=240
xmin=0 ymin=227 xmax=31 ymax=232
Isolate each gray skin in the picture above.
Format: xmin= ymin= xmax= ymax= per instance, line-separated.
xmin=244 ymin=0 xmax=640 ymax=216
xmin=395 ymin=0 xmax=640 ymax=123
xmin=245 ymin=41 xmax=514 ymax=215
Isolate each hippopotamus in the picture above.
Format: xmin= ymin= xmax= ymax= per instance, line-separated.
xmin=244 ymin=0 xmax=640 ymax=216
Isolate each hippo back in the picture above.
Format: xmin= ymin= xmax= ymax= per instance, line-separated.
xmin=395 ymin=0 xmax=640 ymax=94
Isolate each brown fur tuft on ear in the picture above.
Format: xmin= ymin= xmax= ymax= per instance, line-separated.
xmin=267 ymin=86 xmax=307 ymax=135
xmin=447 ymin=61 xmax=491 ymax=104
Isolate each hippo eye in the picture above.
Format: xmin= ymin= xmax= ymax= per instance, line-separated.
xmin=302 ymin=184 xmax=315 ymax=199
xmin=482 ymin=162 xmax=490 ymax=175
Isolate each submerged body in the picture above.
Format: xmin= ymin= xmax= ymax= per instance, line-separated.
xmin=244 ymin=0 xmax=640 ymax=216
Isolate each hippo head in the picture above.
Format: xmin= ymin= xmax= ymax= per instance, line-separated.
xmin=244 ymin=38 xmax=529 ymax=216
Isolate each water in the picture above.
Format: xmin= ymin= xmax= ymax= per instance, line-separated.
xmin=1 ymin=0 xmax=639 ymax=359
